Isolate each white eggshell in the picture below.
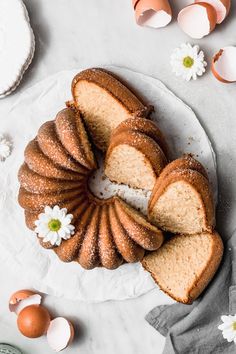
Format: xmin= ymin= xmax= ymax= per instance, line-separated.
xmin=47 ymin=317 xmax=75 ymax=352
xmin=0 ymin=0 xmax=35 ymax=98
xmin=177 ymin=3 xmax=217 ymax=39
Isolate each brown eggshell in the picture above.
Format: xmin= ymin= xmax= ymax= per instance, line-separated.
xmin=203 ymin=2 xmax=218 ymax=31
xmin=47 ymin=317 xmax=75 ymax=352
xmin=195 ymin=0 xmax=231 ymax=23
xmin=132 ymin=0 xmax=172 ymax=28
xmin=17 ymin=305 xmax=50 ymax=338
xmin=178 ymin=2 xmax=217 ymax=39
xmin=211 ymin=46 xmax=236 ymax=83
xmin=9 ymin=289 xmax=42 ymax=315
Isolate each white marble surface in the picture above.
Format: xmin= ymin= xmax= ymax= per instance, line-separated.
xmin=0 ymin=0 xmax=236 ymax=353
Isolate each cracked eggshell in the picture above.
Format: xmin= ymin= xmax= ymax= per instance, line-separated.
xmin=177 ymin=2 xmax=217 ymax=39
xmin=47 ymin=317 xmax=75 ymax=352
xmin=132 ymin=0 xmax=172 ymax=28
xmin=195 ymin=0 xmax=231 ymax=23
xmin=0 ymin=0 xmax=35 ymax=98
xmin=9 ymin=289 xmax=42 ymax=315
xmin=212 ymin=46 xmax=236 ymax=83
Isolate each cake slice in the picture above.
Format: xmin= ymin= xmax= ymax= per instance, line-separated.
xmin=112 ymin=117 xmax=169 ymax=158
xmin=149 ymin=155 xmax=208 ymax=211
xmin=148 ymin=159 xmax=215 ymax=234
xmin=142 ymin=231 xmax=223 ymax=304
xmin=71 ymin=68 xmax=151 ymax=150
xmin=105 ymin=130 xmax=167 ymax=190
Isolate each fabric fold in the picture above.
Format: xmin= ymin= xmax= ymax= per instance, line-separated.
xmin=146 ymin=230 xmax=236 ymax=353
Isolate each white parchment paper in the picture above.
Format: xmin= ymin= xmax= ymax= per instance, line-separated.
xmin=0 ymin=67 xmax=217 ymax=302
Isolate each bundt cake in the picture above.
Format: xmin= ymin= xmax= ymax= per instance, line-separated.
xmin=148 ymin=155 xmax=215 ymax=234
xmin=104 ymin=117 xmax=168 ymax=190
xmin=71 ymin=68 xmax=153 ymax=151
xmin=18 ymin=104 xmax=164 ymax=269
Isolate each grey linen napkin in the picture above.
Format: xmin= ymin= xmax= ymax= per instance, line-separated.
xmin=145 ymin=230 xmax=236 ymax=354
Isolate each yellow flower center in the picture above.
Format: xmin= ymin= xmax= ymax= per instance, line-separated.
xmin=232 ymin=322 xmax=236 ymax=331
xmin=48 ymin=219 xmax=61 ymax=232
xmin=183 ymin=56 xmax=194 ymax=68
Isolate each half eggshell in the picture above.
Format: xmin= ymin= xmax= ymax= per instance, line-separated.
xmin=9 ymin=289 xmax=42 ymax=315
xmin=178 ymin=2 xmax=217 ymax=39
xmin=47 ymin=317 xmax=75 ymax=352
xmin=132 ymin=0 xmax=172 ymax=28
xmin=195 ymin=0 xmax=231 ymax=23
xmin=212 ymin=46 xmax=236 ymax=83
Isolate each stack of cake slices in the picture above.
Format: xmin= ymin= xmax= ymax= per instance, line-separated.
xmin=142 ymin=155 xmax=223 ymax=304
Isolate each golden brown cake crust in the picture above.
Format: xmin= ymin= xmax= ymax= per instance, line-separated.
xmin=149 ymin=155 xmax=209 ymax=212
xmin=98 ymin=205 xmax=123 ymax=269
xmin=18 ymin=163 xmax=85 ymax=194
xmin=54 ymin=202 xmax=93 ymax=262
xmin=109 ymin=204 xmax=145 ymax=263
xmin=55 ymin=108 xmax=97 ymax=170
xmin=18 ymin=187 xmax=85 ymax=211
xmin=76 ymin=205 xmax=101 ymax=269
xmin=111 ymin=117 xmax=169 ymax=158
xmin=24 ymin=139 xmax=85 ymax=180
xmin=37 ymin=121 xmax=86 ymax=173
xmin=71 ymin=68 xmax=150 ymax=117
xmin=114 ymin=198 xmax=164 ymax=251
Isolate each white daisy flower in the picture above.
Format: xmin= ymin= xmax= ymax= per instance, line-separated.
xmin=35 ymin=205 xmax=75 ymax=246
xmin=170 ymin=43 xmax=207 ymax=81
xmin=0 ymin=133 xmax=12 ymax=161
xmin=218 ymin=315 xmax=236 ymax=343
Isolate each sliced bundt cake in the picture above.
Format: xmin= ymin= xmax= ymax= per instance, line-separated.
xmin=148 ymin=155 xmax=215 ymax=234
xmin=142 ymin=231 xmax=223 ymax=304
xmin=71 ymin=68 xmax=152 ymax=151
xmin=18 ymin=107 xmax=164 ymax=269
xmin=105 ymin=117 xmax=168 ymax=190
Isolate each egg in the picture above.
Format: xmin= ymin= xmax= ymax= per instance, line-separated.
xmin=17 ymin=304 xmax=50 ymax=338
